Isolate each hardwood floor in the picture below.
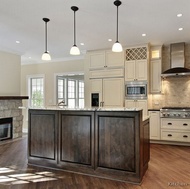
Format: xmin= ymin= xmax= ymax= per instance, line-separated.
xmin=0 ymin=136 xmax=190 ymax=189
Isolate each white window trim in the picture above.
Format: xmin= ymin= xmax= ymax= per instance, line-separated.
xmin=54 ymin=72 xmax=84 ymax=106
xmin=27 ymin=74 xmax=45 ymax=108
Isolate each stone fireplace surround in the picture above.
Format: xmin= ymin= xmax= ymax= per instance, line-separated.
xmin=0 ymin=96 xmax=28 ymax=139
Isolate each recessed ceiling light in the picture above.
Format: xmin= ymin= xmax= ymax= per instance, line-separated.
xmin=29 ymin=57 xmax=31 ymax=59
xmin=177 ymin=13 xmax=182 ymax=17
xmin=142 ymin=33 xmax=146 ymax=37
xmin=108 ymin=39 xmax=112 ymax=42
xmin=16 ymin=41 xmax=20 ymax=44
xmin=178 ymin=28 xmax=183 ymax=31
xmin=80 ymin=43 xmax=84 ymax=46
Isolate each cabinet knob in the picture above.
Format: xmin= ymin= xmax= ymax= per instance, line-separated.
xmin=168 ymin=134 xmax=172 ymax=137
xmin=183 ymin=123 xmax=188 ymax=126
xmin=183 ymin=135 xmax=188 ymax=138
xmin=167 ymin=123 xmax=172 ymax=125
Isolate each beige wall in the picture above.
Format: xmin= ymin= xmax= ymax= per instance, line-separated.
xmin=0 ymin=51 xmax=21 ymax=95
xmin=21 ymin=59 xmax=84 ymax=104
xmin=21 ymin=59 xmax=84 ymax=131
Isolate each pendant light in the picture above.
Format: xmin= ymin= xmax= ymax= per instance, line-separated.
xmin=42 ymin=18 xmax=51 ymax=60
xmin=70 ymin=6 xmax=80 ymax=55
xmin=112 ymin=0 xmax=123 ymax=52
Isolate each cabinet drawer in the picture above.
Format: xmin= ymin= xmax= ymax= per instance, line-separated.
xmin=161 ymin=130 xmax=190 ymax=142
xmin=161 ymin=119 xmax=190 ymax=130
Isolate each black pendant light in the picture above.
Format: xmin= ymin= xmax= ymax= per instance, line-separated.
xmin=42 ymin=18 xmax=51 ymax=60
xmin=70 ymin=6 xmax=80 ymax=55
xmin=112 ymin=0 xmax=123 ymax=52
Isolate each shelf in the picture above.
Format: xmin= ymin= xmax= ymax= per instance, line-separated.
xmin=0 ymin=96 xmax=29 ymax=100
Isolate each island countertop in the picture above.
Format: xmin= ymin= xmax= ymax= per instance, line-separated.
xmin=28 ymin=108 xmax=150 ymax=184
xmin=29 ymin=106 xmax=149 ymax=121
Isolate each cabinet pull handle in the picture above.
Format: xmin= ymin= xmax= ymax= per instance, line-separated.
xmin=183 ymin=135 xmax=188 ymax=138
xmin=183 ymin=123 xmax=188 ymax=126
xmin=168 ymin=134 xmax=172 ymax=137
xmin=168 ymin=123 xmax=172 ymax=125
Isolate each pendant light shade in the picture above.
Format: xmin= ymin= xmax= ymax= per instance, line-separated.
xmin=112 ymin=0 xmax=123 ymax=52
xmin=70 ymin=6 xmax=80 ymax=55
xmin=42 ymin=18 xmax=51 ymax=60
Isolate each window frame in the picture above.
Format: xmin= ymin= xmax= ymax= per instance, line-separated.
xmin=56 ymin=75 xmax=84 ymax=108
xmin=27 ymin=74 xmax=45 ymax=108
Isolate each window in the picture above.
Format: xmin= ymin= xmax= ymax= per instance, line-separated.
xmin=28 ymin=77 xmax=44 ymax=107
xmin=56 ymin=76 xmax=84 ymax=108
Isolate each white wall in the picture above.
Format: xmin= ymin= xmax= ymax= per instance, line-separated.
xmin=21 ymin=59 xmax=84 ymax=131
xmin=0 ymin=51 xmax=21 ymax=95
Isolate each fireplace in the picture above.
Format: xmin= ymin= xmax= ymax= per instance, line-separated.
xmin=0 ymin=117 xmax=13 ymax=141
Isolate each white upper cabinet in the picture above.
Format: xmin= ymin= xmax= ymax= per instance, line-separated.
xmin=125 ymin=46 xmax=149 ymax=81
xmin=125 ymin=60 xmax=148 ymax=81
xmin=150 ymin=59 xmax=162 ymax=93
xmin=105 ymin=50 xmax=124 ymax=68
xmin=150 ymin=45 xmax=162 ymax=93
xmin=88 ymin=52 xmax=105 ymax=69
xmin=88 ymin=50 xmax=124 ymax=70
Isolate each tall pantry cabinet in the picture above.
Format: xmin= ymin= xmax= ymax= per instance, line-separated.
xmin=85 ymin=50 xmax=125 ymax=108
xmin=124 ymin=45 xmax=149 ymax=117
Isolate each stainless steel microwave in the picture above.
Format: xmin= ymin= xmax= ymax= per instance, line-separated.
xmin=125 ymin=81 xmax=147 ymax=99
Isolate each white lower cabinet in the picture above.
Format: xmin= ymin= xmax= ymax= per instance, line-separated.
xmin=125 ymin=99 xmax=148 ymax=117
xmin=91 ymin=78 xmax=124 ymax=108
xmin=161 ymin=118 xmax=190 ymax=142
xmin=149 ymin=111 xmax=160 ymax=140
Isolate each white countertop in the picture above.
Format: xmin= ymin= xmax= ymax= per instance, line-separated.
xmin=29 ymin=106 xmax=143 ymax=112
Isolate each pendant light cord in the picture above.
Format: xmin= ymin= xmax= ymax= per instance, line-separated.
xmin=116 ymin=5 xmax=119 ymax=42
xmin=45 ymin=21 xmax=47 ymax=52
xmin=74 ymin=10 xmax=76 ymax=46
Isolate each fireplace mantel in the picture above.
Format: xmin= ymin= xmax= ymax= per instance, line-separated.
xmin=0 ymin=96 xmax=29 ymax=100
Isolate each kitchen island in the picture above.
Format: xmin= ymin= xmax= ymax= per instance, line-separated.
xmin=28 ymin=107 xmax=149 ymax=184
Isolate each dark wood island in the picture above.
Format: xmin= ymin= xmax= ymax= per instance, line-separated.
xmin=28 ymin=108 xmax=149 ymax=184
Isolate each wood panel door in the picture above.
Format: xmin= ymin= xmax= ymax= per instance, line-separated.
xmin=96 ymin=112 xmax=136 ymax=172
xmin=59 ymin=111 xmax=94 ymax=169
xmin=103 ymin=78 xmax=124 ymax=107
xmin=28 ymin=110 xmax=58 ymax=165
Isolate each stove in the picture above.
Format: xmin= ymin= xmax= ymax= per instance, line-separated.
xmin=160 ymin=107 xmax=190 ymax=118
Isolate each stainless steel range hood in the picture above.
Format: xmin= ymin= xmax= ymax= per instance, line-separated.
xmin=161 ymin=42 xmax=190 ymax=77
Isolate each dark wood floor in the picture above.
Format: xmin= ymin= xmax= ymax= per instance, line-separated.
xmin=0 ymin=136 xmax=190 ymax=189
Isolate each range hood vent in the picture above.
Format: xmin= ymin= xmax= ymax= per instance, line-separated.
xmin=161 ymin=42 xmax=190 ymax=77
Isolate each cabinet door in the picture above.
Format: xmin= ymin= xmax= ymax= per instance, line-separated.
xmin=91 ymin=79 xmax=103 ymax=107
xmin=59 ymin=111 xmax=94 ymax=167
xmin=28 ymin=110 xmax=58 ymax=166
xmin=103 ymin=78 xmax=124 ymax=107
xmin=125 ymin=100 xmax=135 ymax=108
xmin=105 ymin=51 xmax=124 ymax=68
xmin=150 ymin=60 xmax=162 ymax=93
xmin=136 ymin=100 xmax=148 ymax=117
xmin=135 ymin=60 xmax=148 ymax=81
xmin=125 ymin=61 xmax=136 ymax=81
xmin=89 ymin=52 xmax=105 ymax=70
xmin=149 ymin=111 xmax=160 ymax=140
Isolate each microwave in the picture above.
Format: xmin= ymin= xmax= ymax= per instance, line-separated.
xmin=125 ymin=81 xmax=147 ymax=99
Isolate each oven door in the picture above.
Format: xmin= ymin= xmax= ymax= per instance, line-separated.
xmin=125 ymin=82 xmax=147 ymax=99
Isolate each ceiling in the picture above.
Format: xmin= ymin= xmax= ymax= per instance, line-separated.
xmin=0 ymin=0 xmax=190 ymax=64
